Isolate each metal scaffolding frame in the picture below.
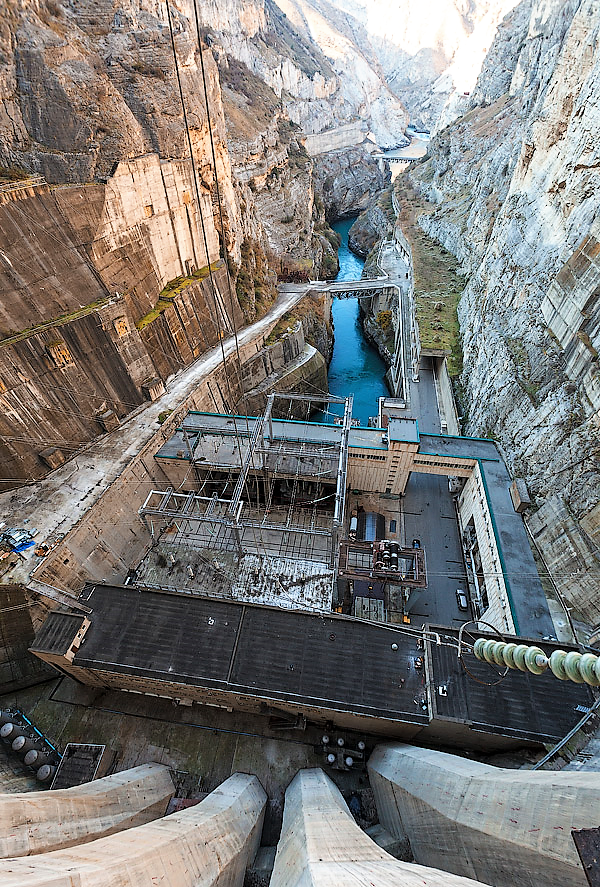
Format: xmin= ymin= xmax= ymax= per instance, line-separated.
xmin=140 ymin=393 xmax=353 ymax=570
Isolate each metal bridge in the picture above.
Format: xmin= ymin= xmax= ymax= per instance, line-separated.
xmin=279 ymin=276 xmax=396 ymax=300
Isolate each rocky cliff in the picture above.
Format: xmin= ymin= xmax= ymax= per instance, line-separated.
xmin=293 ymin=0 xmax=521 ymax=131
xmin=0 ymin=0 xmax=336 ymax=487
xmin=406 ymin=0 xmax=600 ymax=627
xmin=311 ymin=145 xmax=389 ymax=220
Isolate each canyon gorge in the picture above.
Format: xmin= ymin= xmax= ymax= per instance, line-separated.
xmin=0 ymin=0 xmax=599 ymax=638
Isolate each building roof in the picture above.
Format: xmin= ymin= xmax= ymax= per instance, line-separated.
xmin=30 ymin=611 xmax=84 ymax=655
xmin=427 ymin=628 xmax=589 ymax=744
xmin=32 ymin=584 xmax=593 ymax=748
xmin=71 ymin=584 xmax=429 ymax=725
xmin=388 ymin=417 xmax=419 ymax=443
xmin=419 ymin=434 xmax=554 ymax=638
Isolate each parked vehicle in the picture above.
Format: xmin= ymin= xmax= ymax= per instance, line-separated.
xmin=412 ymin=538 xmax=421 ymax=548
xmin=456 ymin=589 xmax=469 ymax=611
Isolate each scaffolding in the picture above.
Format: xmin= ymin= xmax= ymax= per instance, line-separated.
xmin=139 ymin=393 xmax=353 ymax=574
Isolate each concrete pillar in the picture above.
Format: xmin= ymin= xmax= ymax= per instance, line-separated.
xmin=271 ymin=768 xmax=490 ymax=887
xmin=368 ymin=743 xmax=599 ymax=887
xmin=0 ymin=763 xmax=174 ymax=858
xmin=0 ymin=772 xmax=266 ymax=887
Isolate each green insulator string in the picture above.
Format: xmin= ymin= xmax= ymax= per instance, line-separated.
xmin=473 ymin=639 xmax=600 ymax=686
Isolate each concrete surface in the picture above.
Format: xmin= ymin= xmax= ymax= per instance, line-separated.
xmin=368 ymin=743 xmax=599 ymax=887
xmin=0 ymin=285 xmax=306 ymax=590
xmin=271 ymin=768 xmax=491 ymax=887
xmin=0 ymin=763 xmax=173 ymax=857
xmin=0 ymin=772 xmax=266 ymax=887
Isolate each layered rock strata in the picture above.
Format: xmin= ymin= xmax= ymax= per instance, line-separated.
xmin=405 ymin=0 xmax=600 ymax=626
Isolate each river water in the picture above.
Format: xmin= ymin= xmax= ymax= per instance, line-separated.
xmin=318 ymin=218 xmax=389 ymax=426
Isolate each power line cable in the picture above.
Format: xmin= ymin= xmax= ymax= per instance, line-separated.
xmin=164 ymin=0 xmax=267 ymax=561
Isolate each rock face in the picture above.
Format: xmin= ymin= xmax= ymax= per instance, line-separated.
xmin=0 ymin=168 xmax=241 ymax=488
xmin=295 ymin=0 xmax=521 ymax=131
xmin=348 ymin=191 xmax=393 ymax=258
xmin=407 ymin=0 xmax=600 ymax=626
xmin=0 ymin=0 xmax=352 ymax=489
xmin=268 ymin=0 xmax=409 ymax=148
xmin=312 ymin=145 xmax=389 ymax=220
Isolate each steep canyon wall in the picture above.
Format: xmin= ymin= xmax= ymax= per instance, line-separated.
xmin=406 ymin=0 xmax=600 ymax=627
xmin=0 ymin=0 xmax=352 ymax=488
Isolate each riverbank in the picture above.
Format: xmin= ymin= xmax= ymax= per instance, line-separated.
xmin=392 ymin=178 xmax=464 ymax=376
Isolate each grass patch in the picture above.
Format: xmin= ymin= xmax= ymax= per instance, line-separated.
xmin=394 ymin=180 xmax=465 ymax=376
xmin=159 ymin=262 xmax=221 ymax=298
xmin=265 ymin=293 xmax=330 ymax=347
xmin=265 ymin=313 xmax=297 ymax=345
xmin=136 ymin=261 xmax=222 ymax=330
xmin=0 ymin=165 xmax=31 ymax=183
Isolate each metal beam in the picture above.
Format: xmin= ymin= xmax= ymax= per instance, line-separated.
xmin=333 ymin=395 xmax=353 ymax=529
xmin=227 ymin=395 xmax=276 ymax=518
xmin=270 ymin=392 xmax=348 ymax=405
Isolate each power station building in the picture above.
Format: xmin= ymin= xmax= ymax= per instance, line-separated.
xmin=133 ymin=393 xmax=553 ymax=638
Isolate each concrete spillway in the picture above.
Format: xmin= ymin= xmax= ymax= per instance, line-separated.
xmin=0 ymin=772 xmax=265 ymax=887
xmin=271 ymin=768 xmax=491 ymax=887
xmin=0 ymin=763 xmax=174 ymax=858
xmin=368 ymin=743 xmax=600 ymax=887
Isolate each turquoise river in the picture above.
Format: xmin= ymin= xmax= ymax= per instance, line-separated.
xmin=321 ymin=217 xmax=389 ymax=426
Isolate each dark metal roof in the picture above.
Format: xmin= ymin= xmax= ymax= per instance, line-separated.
xmin=29 ymin=611 xmax=85 ymax=654
xmin=73 ymin=584 xmax=428 ymax=725
xmin=428 ymin=628 xmax=594 ymax=743
xmin=34 ymin=585 xmax=593 ymax=747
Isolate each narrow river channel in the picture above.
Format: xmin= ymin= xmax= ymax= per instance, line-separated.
xmin=321 ymin=218 xmax=389 ymax=426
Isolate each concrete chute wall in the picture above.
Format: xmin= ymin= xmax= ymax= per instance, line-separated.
xmin=0 ymin=771 xmax=266 ymax=887
xmin=368 ymin=743 xmax=597 ymax=887
xmin=0 ymin=763 xmax=174 ymax=858
xmin=271 ymin=768 xmax=491 ymax=887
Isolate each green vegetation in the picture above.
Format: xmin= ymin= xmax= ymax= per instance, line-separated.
xmin=160 ymin=263 xmax=220 ymax=298
xmin=265 ymin=313 xmax=297 ymax=345
xmin=377 ymin=310 xmax=392 ymax=331
xmin=394 ymin=180 xmax=465 ymax=376
xmin=136 ymin=261 xmax=221 ymax=331
xmin=0 ymin=296 xmax=111 ymax=348
xmin=0 ymin=165 xmax=31 ymax=183
xmin=314 ymin=223 xmax=341 ymax=250
xmin=232 ymin=238 xmax=277 ymax=321
xmin=319 ymin=252 xmax=338 ymax=279
xmin=377 ymin=187 xmax=395 ymax=222
xmin=158 ymin=410 xmax=173 ymax=424
xmin=265 ymin=292 xmax=329 ymax=347
xmin=218 ymin=55 xmax=279 ymax=131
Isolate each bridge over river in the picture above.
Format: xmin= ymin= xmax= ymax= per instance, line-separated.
xmin=278 ymin=237 xmax=418 ymax=406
